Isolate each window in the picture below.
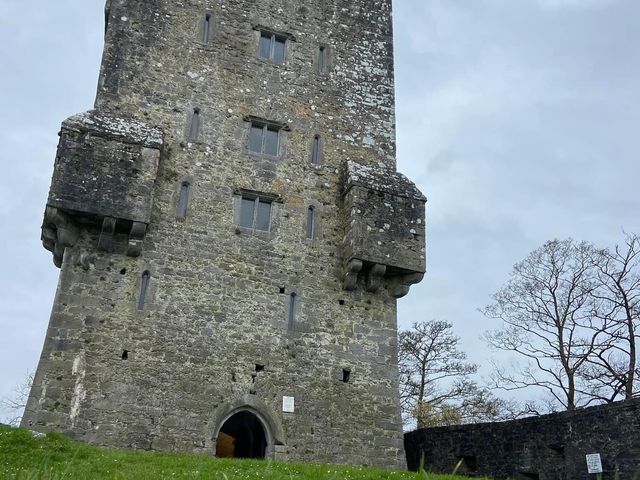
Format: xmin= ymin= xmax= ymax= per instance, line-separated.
xmin=249 ymin=121 xmax=280 ymax=156
xmin=311 ymin=135 xmax=321 ymax=165
xmin=137 ymin=270 xmax=150 ymax=311
xmin=306 ymin=206 xmax=315 ymax=240
xmin=202 ymin=13 xmax=212 ymax=44
xmin=176 ymin=182 xmax=190 ymax=218
xmin=259 ymin=32 xmax=286 ymax=63
xmin=287 ymin=293 xmax=297 ymax=331
xmin=239 ymin=194 xmax=273 ymax=231
xmin=104 ymin=3 xmax=111 ymax=33
xmin=189 ymin=108 xmax=201 ymax=141
xmin=317 ymin=46 xmax=327 ymax=73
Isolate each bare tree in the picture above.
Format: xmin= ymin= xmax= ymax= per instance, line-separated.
xmin=415 ymin=384 xmax=522 ymax=428
xmin=582 ymin=233 xmax=640 ymax=401
xmin=1 ymin=372 xmax=33 ymax=427
xmin=398 ymin=320 xmax=478 ymax=428
xmin=482 ymin=239 xmax=610 ymax=411
xmin=455 ymin=386 xmax=520 ymax=423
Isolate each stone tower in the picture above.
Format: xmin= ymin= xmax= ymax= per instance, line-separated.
xmin=23 ymin=0 xmax=426 ymax=468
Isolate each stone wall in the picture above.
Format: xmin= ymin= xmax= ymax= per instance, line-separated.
xmin=23 ymin=0 xmax=426 ymax=469
xmin=404 ymin=398 xmax=640 ymax=479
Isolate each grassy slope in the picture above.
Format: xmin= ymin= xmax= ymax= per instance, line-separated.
xmin=0 ymin=425 xmax=478 ymax=480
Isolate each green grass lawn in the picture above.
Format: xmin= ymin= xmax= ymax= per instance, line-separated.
xmin=0 ymin=425 xmax=476 ymax=480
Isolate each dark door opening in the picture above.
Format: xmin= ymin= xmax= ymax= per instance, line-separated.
xmin=215 ymin=411 xmax=267 ymax=459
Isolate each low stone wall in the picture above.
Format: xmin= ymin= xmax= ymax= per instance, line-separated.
xmin=404 ymin=398 xmax=640 ymax=480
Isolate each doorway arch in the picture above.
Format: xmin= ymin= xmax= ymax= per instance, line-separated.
xmin=215 ymin=409 xmax=268 ymax=459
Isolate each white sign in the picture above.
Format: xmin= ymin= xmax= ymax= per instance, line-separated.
xmin=586 ymin=453 xmax=603 ymax=474
xmin=282 ymin=396 xmax=295 ymax=413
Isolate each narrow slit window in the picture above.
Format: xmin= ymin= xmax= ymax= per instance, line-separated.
xmin=311 ymin=135 xmax=320 ymax=165
xmin=287 ymin=293 xmax=297 ymax=331
xmin=342 ymin=369 xmax=351 ymax=383
xmin=177 ymin=182 xmax=190 ymax=218
xmin=202 ymin=14 xmax=212 ymax=43
xmin=137 ymin=271 xmax=150 ymax=311
xmin=104 ymin=5 xmax=111 ymax=33
xmin=317 ymin=46 xmax=326 ymax=73
xmin=189 ymin=108 xmax=201 ymax=141
xmin=306 ymin=206 xmax=315 ymax=240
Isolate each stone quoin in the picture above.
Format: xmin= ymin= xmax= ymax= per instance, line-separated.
xmin=23 ymin=0 xmax=426 ymax=468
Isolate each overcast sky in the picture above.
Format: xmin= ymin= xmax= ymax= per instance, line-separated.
xmin=1 ymin=0 xmax=639 ymax=421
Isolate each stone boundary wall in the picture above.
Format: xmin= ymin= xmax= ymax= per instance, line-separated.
xmin=404 ymin=398 xmax=640 ymax=480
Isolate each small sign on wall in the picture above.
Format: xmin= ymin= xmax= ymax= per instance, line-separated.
xmin=282 ymin=396 xmax=295 ymax=413
xmin=586 ymin=453 xmax=603 ymax=474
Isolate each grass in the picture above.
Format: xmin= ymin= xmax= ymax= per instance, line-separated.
xmin=0 ymin=425 xmax=476 ymax=480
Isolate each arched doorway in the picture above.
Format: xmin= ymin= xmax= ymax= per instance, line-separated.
xmin=215 ymin=410 xmax=267 ymax=459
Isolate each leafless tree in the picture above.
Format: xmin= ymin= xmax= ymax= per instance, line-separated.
xmin=1 ymin=372 xmax=33 ymax=427
xmin=582 ymin=233 xmax=640 ymax=401
xmin=414 ymin=385 xmax=522 ymax=428
xmin=398 ymin=320 xmax=478 ymax=428
xmin=482 ymin=239 xmax=610 ymax=411
xmin=455 ymin=386 xmax=520 ymax=423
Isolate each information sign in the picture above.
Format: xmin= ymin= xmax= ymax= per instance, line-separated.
xmin=586 ymin=453 xmax=603 ymax=474
xmin=282 ymin=396 xmax=295 ymax=413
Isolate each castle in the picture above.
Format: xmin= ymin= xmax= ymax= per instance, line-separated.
xmin=22 ymin=0 xmax=426 ymax=468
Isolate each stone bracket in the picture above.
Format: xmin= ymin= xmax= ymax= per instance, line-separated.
xmin=344 ymin=259 xmax=363 ymax=291
xmin=366 ymin=264 xmax=387 ymax=293
xmin=42 ymin=208 xmax=149 ymax=267
xmin=127 ymin=221 xmax=147 ymax=257
xmin=98 ymin=217 xmax=117 ymax=252
xmin=388 ymin=272 xmax=425 ymax=299
xmin=343 ymin=258 xmax=423 ymax=298
xmin=41 ymin=206 xmax=80 ymax=268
